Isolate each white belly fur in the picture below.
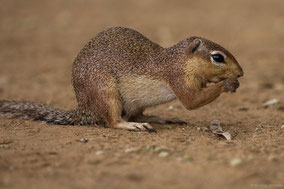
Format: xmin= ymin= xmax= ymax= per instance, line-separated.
xmin=118 ymin=75 xmax=176 ymax=116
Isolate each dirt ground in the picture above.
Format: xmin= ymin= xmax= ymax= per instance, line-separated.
xmin=0 ymin=0 xmax=284 ymax=188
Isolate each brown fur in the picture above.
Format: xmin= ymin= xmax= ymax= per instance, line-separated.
xmin=0 ymin=27 xmax=243 ymax=132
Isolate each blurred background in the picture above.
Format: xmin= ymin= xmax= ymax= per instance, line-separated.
xmin=1 ymin=0 xmax=283 ymax=106
xmin=0 ymin=0 xmax=283 ymax=189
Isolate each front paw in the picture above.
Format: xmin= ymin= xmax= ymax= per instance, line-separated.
xmin=223 ymin=78 xmax=239 ymax=93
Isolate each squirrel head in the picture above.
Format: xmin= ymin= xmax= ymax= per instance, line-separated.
xmin=178 ymin=37 xmax=244 ymax=89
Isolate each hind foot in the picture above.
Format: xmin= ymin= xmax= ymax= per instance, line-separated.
xmin=113 ymin=121 xmax=156 ymax=133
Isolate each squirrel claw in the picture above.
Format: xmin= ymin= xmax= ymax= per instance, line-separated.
xmin=130 ymin=123 xmax=157 ymax=133
xmin=134 ymin=124 xmax=157 ymax=133
xmin=113 ymin=122 xmax=156 ymax=132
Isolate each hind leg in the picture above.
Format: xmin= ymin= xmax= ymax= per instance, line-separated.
xmin=74 ymin=74 xmax=156 ymax=132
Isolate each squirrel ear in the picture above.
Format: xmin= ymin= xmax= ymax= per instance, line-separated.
xmin=187 ymin=39 xmax=202 ymax=54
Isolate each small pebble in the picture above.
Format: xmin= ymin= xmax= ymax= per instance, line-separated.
xmin=125 ymin=147 xmax=140 ymax=153
xmin=163 ymin=125 xmax=172 ymax=130
xmin=230 ymin=158 xmax=242 ymax=167
xmin=0 ymin=145 xmax=10 ymax=149
xmin=268 ymin=154 xmax=278 ymax=162
xmin=168 ymin=105 xmax=174 ymax=110
xmin=281 ymin=125 xmax=284 ymax=129
xmin=77 ymin=138 xmax=88 ymax=143
xmin=96 ymin=151 xmax=104 ymax=155
xmin=158 ymin=151 xmax=170 ymax=158
xmin=263 ymin=98 xmax=279 ymax=107
xmin=142 ymin=145 xmax=156 ymax=152
xmin=201 ymin=127 xmax=208 ymax=132
xmin=154 ymin=146 xmax=169 ymax=153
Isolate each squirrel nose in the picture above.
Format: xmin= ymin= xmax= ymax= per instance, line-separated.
xmin=237 ymin=69 xmax=244 ymax=78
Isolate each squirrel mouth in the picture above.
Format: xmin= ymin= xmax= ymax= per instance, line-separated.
xmin=201 ymin=77 xmax=226 ymax=88
xmin=208 ymin=77 xmax=226 ymax=83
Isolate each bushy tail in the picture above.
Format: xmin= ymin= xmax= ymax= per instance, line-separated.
xmin=0 ymin=100 xmax=77 ymax=125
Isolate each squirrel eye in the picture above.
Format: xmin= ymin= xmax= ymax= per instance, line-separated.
xmin=212 ymin=53 xmax=225 ymax=63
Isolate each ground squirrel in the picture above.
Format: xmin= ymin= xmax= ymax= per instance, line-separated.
xmin=0 ymin=27 xmax=243 ymax=132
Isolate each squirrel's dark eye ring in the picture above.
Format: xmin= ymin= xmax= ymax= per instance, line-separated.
xmin=212 ymin=54 xmax=225 ymax=63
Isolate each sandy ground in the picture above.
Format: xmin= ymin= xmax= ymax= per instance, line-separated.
xmin=0 ymin=0 xmax=284 ymax=188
